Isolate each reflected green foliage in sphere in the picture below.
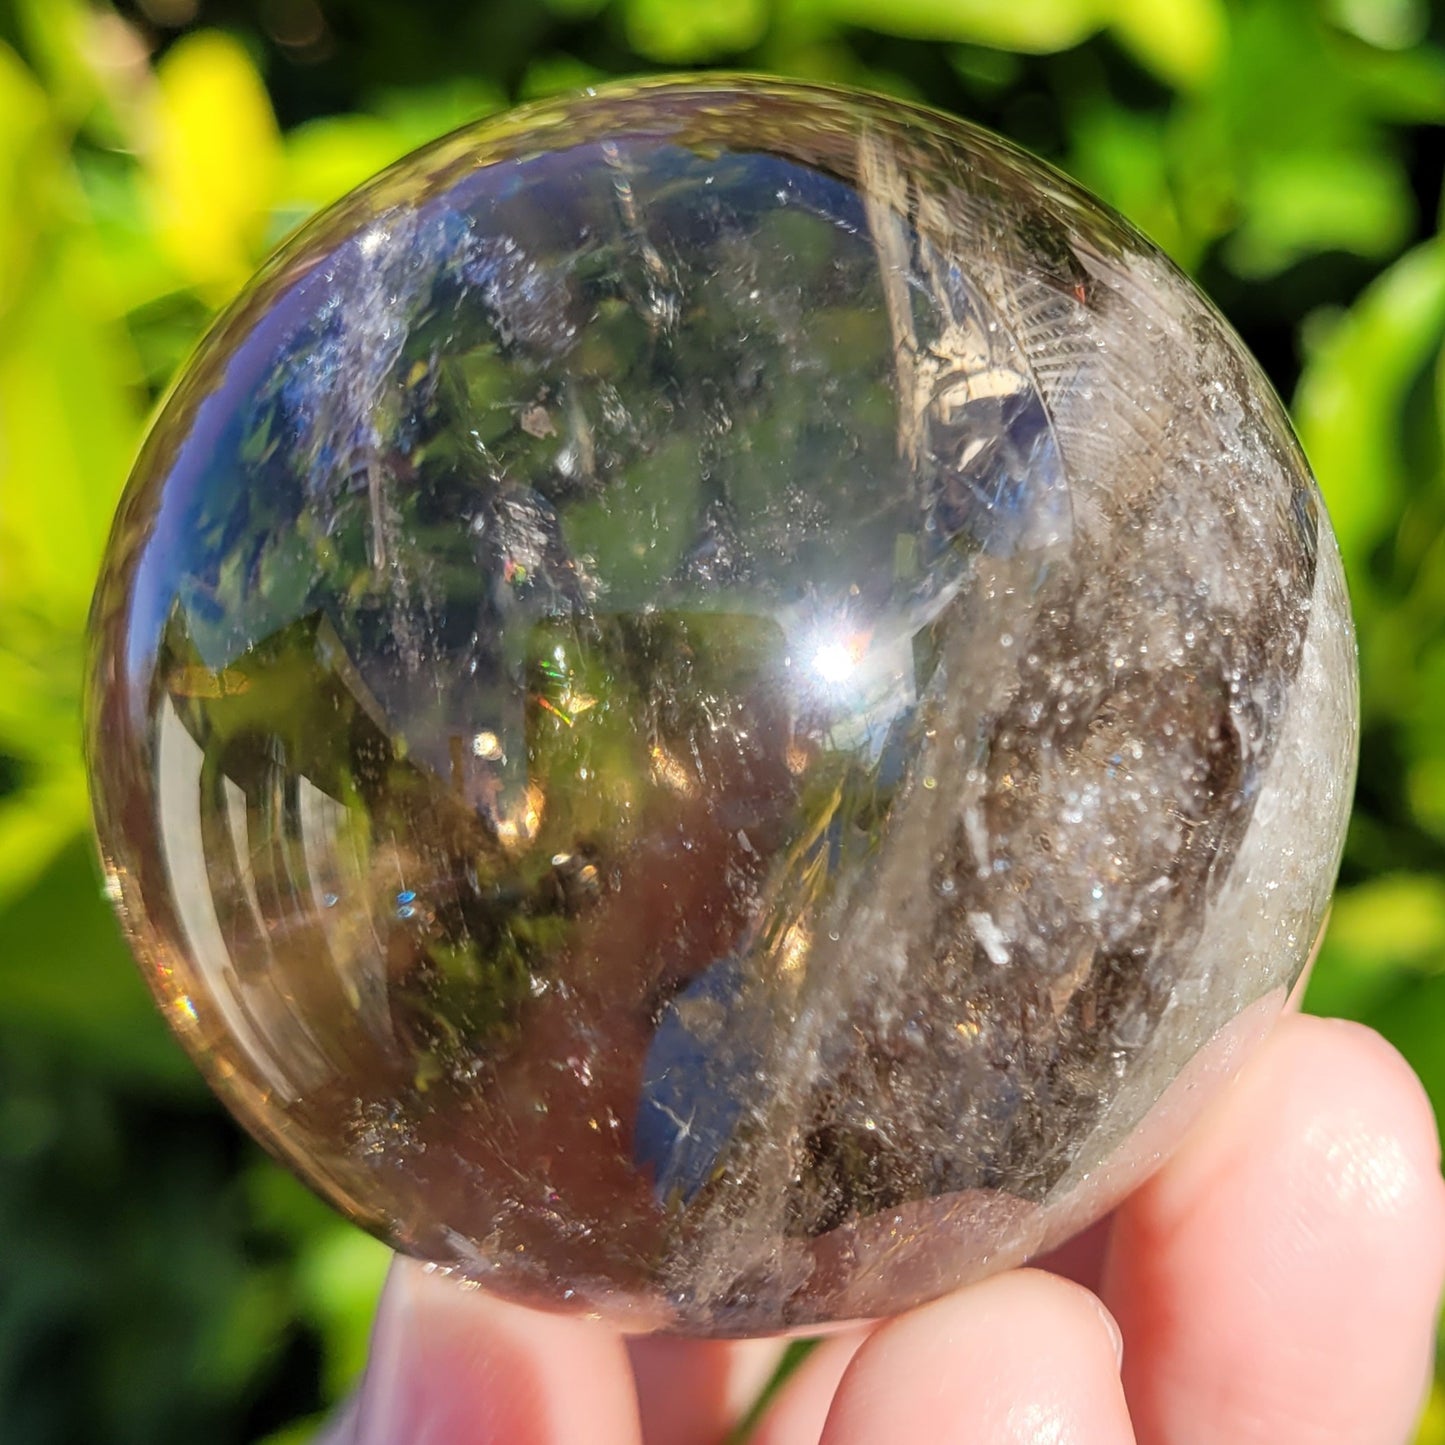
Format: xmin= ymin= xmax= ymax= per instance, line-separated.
xmin=86 ymin=77 xmax=1357 ymax=1335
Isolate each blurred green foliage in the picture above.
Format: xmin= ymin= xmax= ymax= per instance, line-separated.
xmin=0 ymin=0 xmax=1443 ymax=1439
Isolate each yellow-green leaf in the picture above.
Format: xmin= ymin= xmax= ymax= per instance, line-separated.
xmin=276 ymin=113 xmax=413 ymax=226
xmin=1294 ymin=238 xmax=1445 ymax=576
xmin=626 ymin=0 xmax=770 ymax=61
xmin=1415 ymin=1377 xmax=1445 ymax=1445
xmin=0 ymin=42 xmax=61 ymax=322
xmin=1327 ymin=875 xmax=1445 ymax=969
xmin=146 ymin=30 xmax=280 ymax=300
xmin=1228 ymin=148 xmax=1412 ymax=278
xmin=0 ymin=242 xmax=142 ymax=621
xmin=1109 ymin=0 xmax=1225 ymax=90
xmin=0 ymin=233 xmax=144 ymax=896
xmin=820 ymin=0 xmax=1102 ymax=51
xmin=0 ymin=768 xmax=91 ymax=911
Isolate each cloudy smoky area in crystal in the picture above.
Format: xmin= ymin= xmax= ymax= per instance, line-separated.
xmin=86 ymin=78 xmax=1356 ymax=1336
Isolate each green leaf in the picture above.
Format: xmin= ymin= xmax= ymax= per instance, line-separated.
xmin=1416 ymin=1379 xmax=1445 ymax=1445
xmin=0 ymin=242 xmax=140 ymax=619
xmin=277 ymin=114 xmax=417 ymax=223
xmin=1294 ymin=239 xmax=1445 ymax=579
xmin=0 ymin=770 xmax=91 ymax=915
xmin=371 ymin=79 xmax=505 ymax=150
xmin=1109 ymin=0 xmax=1224 ymax=91
xmin=1360 ymin=971 xmax=1445 ymax=1151
xmin=0 ymin=41 xmax=61 ymax=323
xmin=146 ymin=29 xmax=281 ymax=300
xmin=541 ymin=0 xmax=609 ymax=15
xmin=818 ymin=0 xmax=1103 ymax=50
xmin=0 ymin=232 xmax=145 ymax=900
xmin=0 ymin=839 xmax=199 ymax=1089
xmin=625 ymin=0 xmax=770 ymax=61
xmin=1326 ymin=0 xmax=1429 ymax=51
xmin=295 ymin=1227 xmax=390 ymax=1400
xmin=1327 ymin=874 xmax=1445 ymax=967
xmin=1226 ymin=147 xmax=1412 ymax=277
xmin=1311 ymin=873 xmax=1445 ymax=1020
xmin=273 ymin=82 xmax=504 ymax=238
xmin=8 ymin=0 xmax=112 ymax=133
xmin=246 ymin=1163 xmax=389 ymax=1404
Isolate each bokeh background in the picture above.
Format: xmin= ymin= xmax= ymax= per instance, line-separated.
xmin=1 ymin=0 xmax=1443 ymax=1439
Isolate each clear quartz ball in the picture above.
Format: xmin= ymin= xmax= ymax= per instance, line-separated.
xmin=86 ymin=77 xmax=1357 ymax=1335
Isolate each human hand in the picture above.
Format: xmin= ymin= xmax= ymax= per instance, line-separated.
xmin=321 ymin=1013 xmax=1444 ymax=1444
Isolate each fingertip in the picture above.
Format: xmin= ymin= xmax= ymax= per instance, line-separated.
xmin=353 ymin=1260 xmax=641 ymax=1445
xmin=1106 ymin=1012 xmax=1445 ymax=1445
xmin=820 ymin=1270 xmax=1132 ymax=1445
xmin=1304 ymin=1015 xmax=1443 ymax=1177
xmin=1125 ymin=1013 xmax=1444 ymax=1251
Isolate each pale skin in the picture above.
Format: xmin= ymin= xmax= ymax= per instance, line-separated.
xmin=322 ymin=1010 xmax=1445 ymax=1445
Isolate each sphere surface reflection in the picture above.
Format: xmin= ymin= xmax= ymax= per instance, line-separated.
xmin=87 ymin=77 xmax=1357 ymax=1335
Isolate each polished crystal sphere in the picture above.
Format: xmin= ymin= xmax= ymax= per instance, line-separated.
xmin=86 ymin=77 xmax=1357 ymax=1335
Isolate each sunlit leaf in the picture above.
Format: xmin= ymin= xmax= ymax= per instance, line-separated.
xmin=245 ymin=1163 xmax=390 ymax=1405
xmin=273 ymin=81 xmax=503 ymax=249
xmin=1311 ymin=874 xmax=1445 ymax=1021
xmin=146 ymin=29 xmax=280 ymax=299
xmin=0 ymin=771 xmax=91 ymax=913
xmin=1409 ymin=757 xmax=1445 ymax=842
xmin=1328 ymin=874 xmax=1445 ymax=967
xmin=625 ymin=0 xmax=770 ymax=61
xmin=1326 ymin=0 xmax=1429 ymax=53
xmin=254 ymin=1419 xmax=329 ymax=1445
xmin=818 ymin=0 xmax=1102 ymax=50
xmin=1398 ymin=630 xmax=1445 ymax=838
xmin=1215 ymin=0 xmax=1380 ymax=152
xmin=0 ymin=41 xmax=60 ymax=323
xmin=194 ymin=1265 xmax=291 ymax=1395
xmin=277 ymin=114 xmax=414 ymax=227
xmin=1226 ymin=147 xmax=1412 ymax=277
xmin=0 ymin=241 xmax=142 ymax=619
xmin=1415 ymin=1378 xmax=1445 ymax=1445
xmin=371 ymin=80 xmax=506 ymax=156
xmin=294 ymin=1228 xmax=390 ymax=1400
xmin=0 ymin=227 xmax=144 ymax=900
xmin=1348 ymin=42 xmax=1445 ymax=125
xmin=1362 ymin=972 xmax=1445 ymax=1151
xmin=76 ymin=151 xmax=198 ymax=320
xmin=1294 ymin=239 xmax=1445 ymax=579
xmin=8 ymin=0 xmax=109 ymax=131
xmin=1109 ymin=0 xmax=1225 ymax=90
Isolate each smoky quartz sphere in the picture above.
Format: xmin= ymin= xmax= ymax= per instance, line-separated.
xmin=87 ymin=78 xmax=1357 ymax=1336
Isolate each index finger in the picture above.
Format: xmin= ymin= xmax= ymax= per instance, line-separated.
xmin=337 ymin=1261 xmax=643 ymax=1445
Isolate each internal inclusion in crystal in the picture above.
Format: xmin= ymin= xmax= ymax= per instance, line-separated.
xmin=87 ymin=79 xmax=1350 ymax=1334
